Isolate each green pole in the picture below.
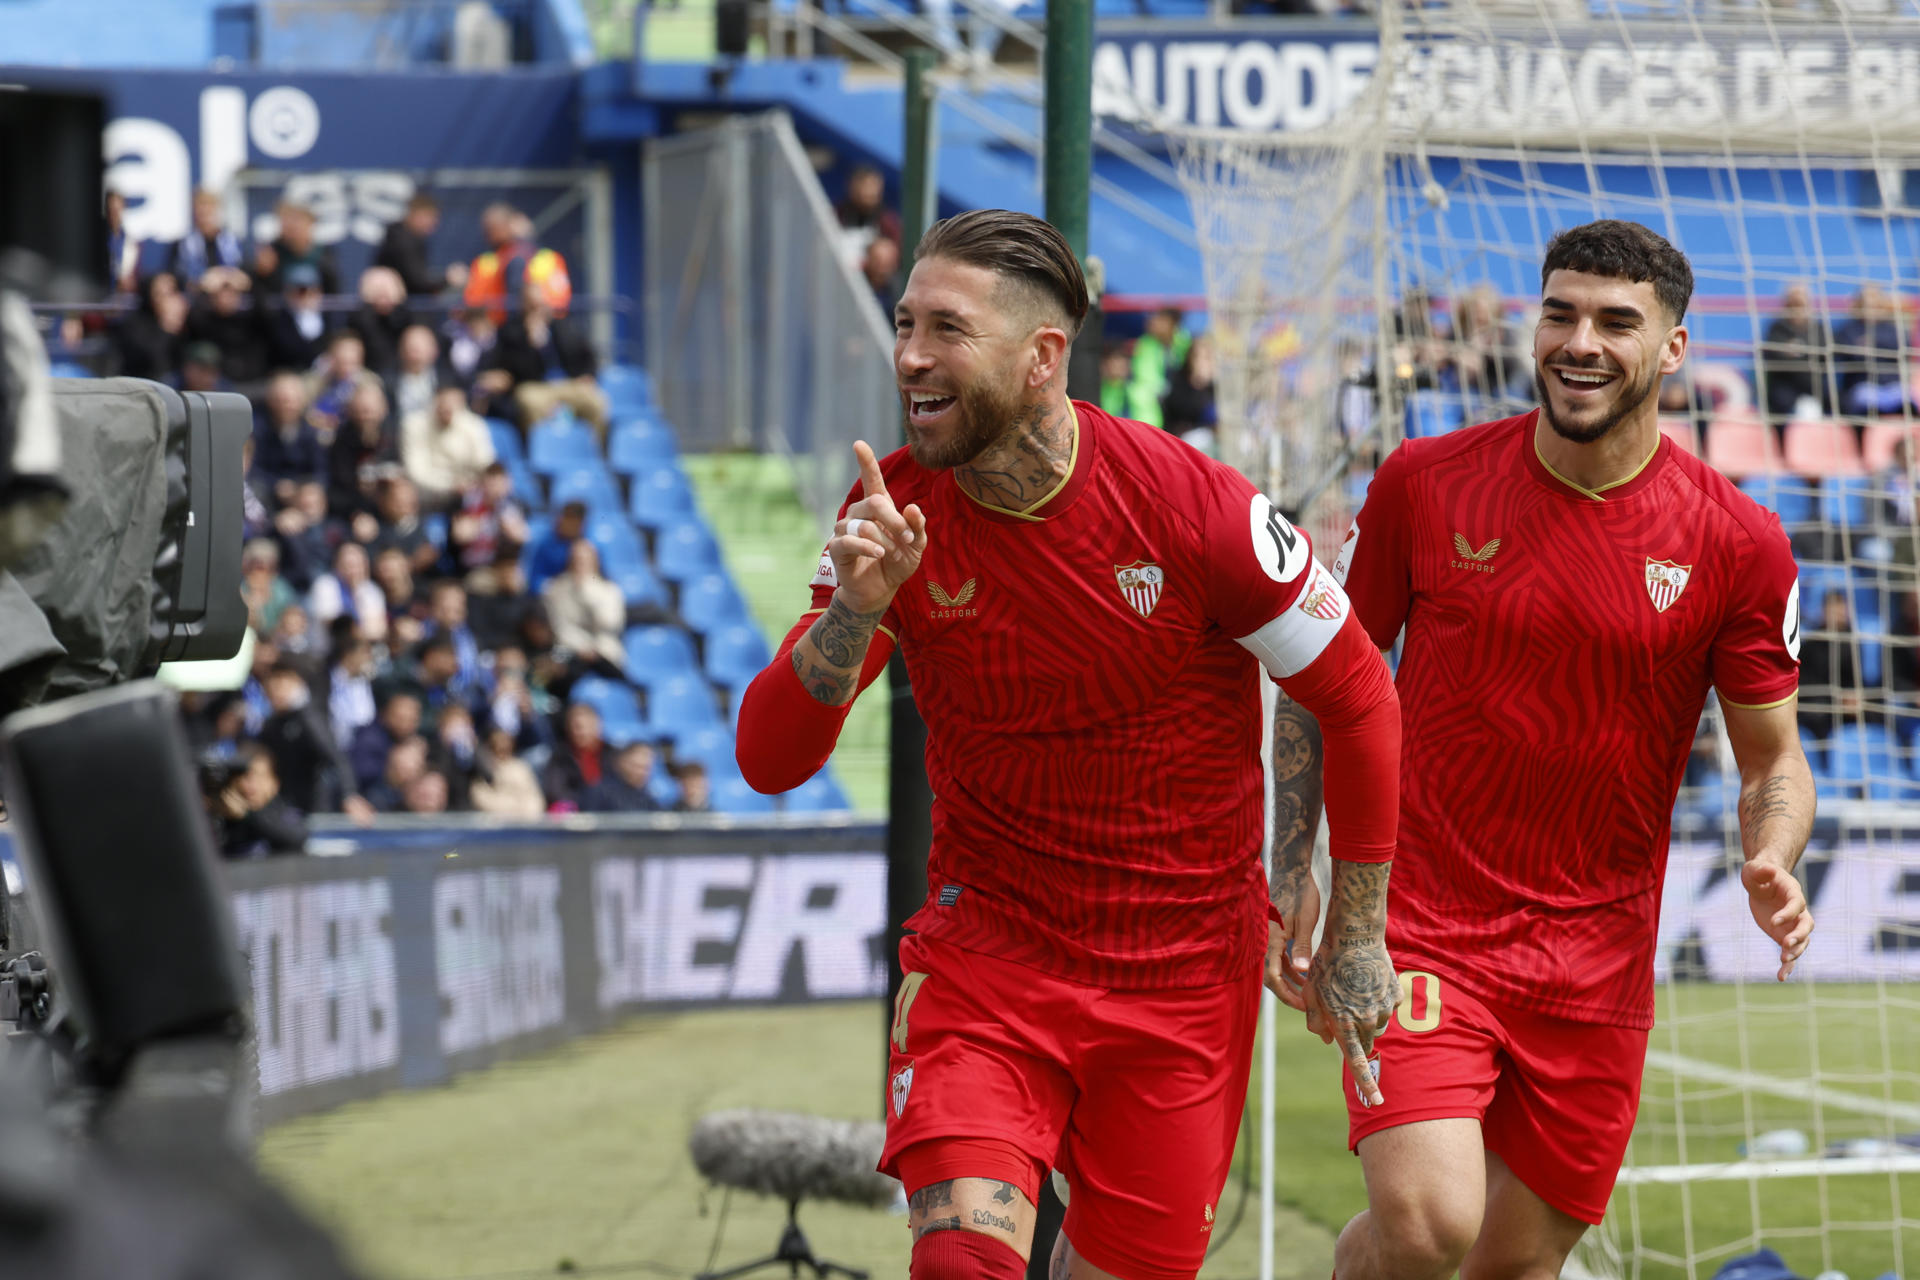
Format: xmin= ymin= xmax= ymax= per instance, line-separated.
xmin=1044 ymin=0 xmax=1092 ymax=263
xmin=901 ymin=48 xmax=938 ymax=256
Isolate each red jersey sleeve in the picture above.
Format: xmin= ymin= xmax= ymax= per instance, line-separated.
xmin=1332 ymin=442 xmax=1417 ymax=648
xmin=1711 ymin=515 xmax=1803 ymax=709
xmin=1204 ymin=464 xmax=1316 ymax=651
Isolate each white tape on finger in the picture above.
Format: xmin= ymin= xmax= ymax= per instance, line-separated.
xmin=846 ymin=517 xmax=865 ymax=541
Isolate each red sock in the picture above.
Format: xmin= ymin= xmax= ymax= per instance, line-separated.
xmin=911 ymin=1229 xmax=1025 ymax=1280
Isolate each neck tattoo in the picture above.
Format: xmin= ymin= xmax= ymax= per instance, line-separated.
xmin=955 ymin=402 xmax=1074 ymax=512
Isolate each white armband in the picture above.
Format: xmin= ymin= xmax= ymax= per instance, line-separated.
xmin=1234 ymin=559 xmax=1351 ymax=679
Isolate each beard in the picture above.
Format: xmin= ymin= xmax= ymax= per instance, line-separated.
xmin=903 ymin=366 xmax=1026 ymax=470
xmin=1535 ymin=359 xmax=1661 ymax=445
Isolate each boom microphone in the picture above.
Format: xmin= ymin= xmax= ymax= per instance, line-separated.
xmin=688 ymin=1110 xmax=897 ymax=1210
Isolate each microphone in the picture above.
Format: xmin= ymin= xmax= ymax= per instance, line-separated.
xmin=688 ymin=1110 xmax=897 ymax=1210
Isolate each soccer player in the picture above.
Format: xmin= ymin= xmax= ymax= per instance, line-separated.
xmin=1319 ymin=219 xmax=1816 ymax=1280
xmin=736 ymin=209 xmax=1403 ymax=1280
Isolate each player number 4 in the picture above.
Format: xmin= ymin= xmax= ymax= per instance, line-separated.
xmin=1394 ymin=970 xmax=1442 ymax=1034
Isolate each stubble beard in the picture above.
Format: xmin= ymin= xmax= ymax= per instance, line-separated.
xmin=904 ymin=370 xmax=1026 ymax=471
xmin=1535 ymin=360 xmax=1661 ymax=445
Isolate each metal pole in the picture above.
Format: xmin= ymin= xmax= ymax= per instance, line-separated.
xmin=902 ymin=49 xmax=938 ymax=255
xmin=1043 ymin=0 xmax=1092 ymax=264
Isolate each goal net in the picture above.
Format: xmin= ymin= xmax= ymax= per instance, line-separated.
xmin=1160 ymin=4 xmax=1920 ymax=1278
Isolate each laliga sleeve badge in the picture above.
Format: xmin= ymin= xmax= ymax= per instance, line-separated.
xmin=891 ymin=1062 xmax=915 ymax=1117
xmin=1353 ymin=1053 xmax=1381 ymax=1107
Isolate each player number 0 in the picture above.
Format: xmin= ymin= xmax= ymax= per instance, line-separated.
xmin=1395 ymin=970 xmax=1441 ymax=1034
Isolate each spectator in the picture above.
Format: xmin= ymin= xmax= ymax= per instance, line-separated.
xmin=542 ymin=702 xmax=607 ymax=810
xmin=443 ymin=308 xmax=497 ymax=387
xmin=253 ymin=371 xmax=328 ymax=503
xmin=168 ymin=187 xmax=247 ymax=288
xmin=1797 ymin=588 xmax=1861 ymax=740
xmin=835 ymin=166 xmax=902 ymax=260
xmin=863 ymin=235 xmax=901 ymax=316
xmin=1760 ymin=281 xmax=1830 ymax=423
xmin=189 ymin=692 xmax=251 ymax=762
xmin=404 ymin=632 xmax=483 ymax=732
xmin=240 ymin=538 xmax=298 ymax=635
xmin=261 ymin=263 xmax=333 ymax=373
xmin=525 ymin=500 xmax=586 ymax=594
xmin=351 ymin=692 xmax=423 ymax=794
xmin=1834 ymin=283 xmax=1909 ymax=417
xmin=258 ymin=662 xmax=372 ymax=819
xmin=471 ymin=726 xmax=546 ymax=818
xmin=365 ymin=735 xmax=430 ymax=813
xmin=240 ymin=635 xmax=280 ymax=735
xmin=369 ymin=474 xmax=441 ymax=577
xmin=1453 ymin=284 xmax=1528 ymax=407
xmin=434 ymin=702 xmax=480 ymax=810
xmin=477 ymin=280 xmax=607 ymax=437
xmin=1098 ymin=343 xmax=1131 ymax=417
xmin=468 ymin=553 xmax=535 ymax=653
xmin=1127 ymin=307 xmax=1190 ymax=429
xmin=391 ymin=324 xmax=450 ymax=424
xmin=542 ymin=539 xmax=627 ymax=672
xmin=373 ymin=546 xmax=428 ymax=649
xmin=1656 ymin=374 xmax=1712 ymax=440
xmin=426 ymin=579 xmax=484 ymax=690
xmin=209 ymin=743 xmax=306 ymax=859
xmin=185 ymin=266 xmax=270 ymax=389
xmin=671 ymin=760 xmax=712 ymax=814
xmin=309 ymin=541 xmax=388 ymax=643
xmin=401 ymin=769 xmax=451 ymax=816
xmin=377 ymin=191 xmax=467 ymax=299
xmin=464 ymin=203 xmax=571 ymax=325
xmin=274 ymin=480 xmax=343 ymax=593
xmin=403 ymin=383 xmax=495 ymax=510
xmin=308 ymin=331 xmax=378 ymax=431
xmin=106 ymin=188 xmax=141 ymax=295
xmin=1389 ymin=285 xmax=1452 ymax=391
xmin=486 ymin=645 xmax=556 ymax=756
xmin=180 ymin=341 xmax=230 ymax=394
xmin=580 ymin=739 xmax=663 ymax=813
xmin=328 ymin=633 xmax=379 ymax=750
xmin=349 ymin=266 xmax=414 ymax=382
xmin=1890 ymin=591 xmax=1920 ymax=743
xmin=452 ymin=463 xmax=531 ymax=573
xmin=328 ymin=382 xmax=398 ymax=517
xmin=253 ymin=200 xmax=340 ymax=298
xmin=1879 ymin=438 xmax=1918 ymax=533
xmin=1160 ymin=333 xmax=1218 ymax=446
xmin=116 ymin=270 xmax=188 ymax=382
xmin=271 ymin=603 xmax=324 ymax=684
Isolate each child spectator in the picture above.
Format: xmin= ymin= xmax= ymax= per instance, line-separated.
xmin=580 ymin=739 xmax=663 ymax=813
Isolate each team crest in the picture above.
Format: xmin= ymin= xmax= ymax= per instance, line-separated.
xmin=1114 ymin=562 xmax=1165 ymax=618
xmin=890 ymin=1062 xmax=914 ymax=1117
xmin=1296 ymin=565 xmax=1344 ymax=621
xmin=1645 ymin=558 xmax=1694 ymax=613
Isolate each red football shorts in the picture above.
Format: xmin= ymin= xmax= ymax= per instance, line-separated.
xmin=882 ymin=933 xmax=1261 ymax=1280
xmin=1343 ymin=965 xmax=1648 ymax=1225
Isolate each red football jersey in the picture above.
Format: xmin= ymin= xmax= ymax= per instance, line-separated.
xmin=1336 ymin=411 xmax=1802 ymax=1028
xmin=803 ymin=403 xmax=1363 ymax=989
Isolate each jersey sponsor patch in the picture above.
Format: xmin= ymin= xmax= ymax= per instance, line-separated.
xmin=1331 ymin=520 xmax=1359 ymax=585
xmin=1235 ymin=559 xmax=1349 ymax=678
xmin=1250 ymin=493 xmax=1310 ymax=585
xmin=1783 ymin=577 xmax=1802 ymax=662
xmin=810 ymin=547 xmax=837 ymax=589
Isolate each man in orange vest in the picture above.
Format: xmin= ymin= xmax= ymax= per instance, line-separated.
xmin=465 ymin=204 xmax=571 ymax=325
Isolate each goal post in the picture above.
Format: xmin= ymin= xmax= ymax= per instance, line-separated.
xmin=1154 ymin=5 xmax=1920 ymax=1278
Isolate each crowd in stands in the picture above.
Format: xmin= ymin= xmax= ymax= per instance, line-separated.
xmin=81 ymin=184 xmax=728 ymax=858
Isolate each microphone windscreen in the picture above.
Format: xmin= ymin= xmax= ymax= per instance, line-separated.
xmin=689 ymin=1110 xmax=897 ymax=1210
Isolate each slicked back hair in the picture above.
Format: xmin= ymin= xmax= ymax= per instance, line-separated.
xmin=1541 ymin=220 xmax=1694 ymax=325
xmin=915 ymin=209 xmax=1090 ymax=339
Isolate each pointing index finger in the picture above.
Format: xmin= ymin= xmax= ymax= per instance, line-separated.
xmin=853 ymin=440 xmax=888 ymax=500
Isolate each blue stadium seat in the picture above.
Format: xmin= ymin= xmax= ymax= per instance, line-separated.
xmin=1820 ymin=476 xmax=1877 ymax=530
xmin=507 ymin=458 xmax=544 ymax=510
xmin=588 ymin=515 xmax=645 ymax=565
xmin=529 ymin=421 xmax=600 ymax=476
xmin=705 ymin=623 xmax=771 ymax=690
xmin=47 ymin=361 xmax=92 ymax=379
xmin=647 ymin=769 xmax=684 ymax=809
xmin=1739 ymin=475 xmax=1818 ymax=528
xmin=611 ymin=561 xmax=670 ymax=612
xmin=782 ymin=772 xmax=851 ymax=814
xmin=550 ymin=466 xmax=622 ymax=515
xmin=629 ymin=466 xmax=698 ymax=531
xmin=679 ymin=573 xmax=752 ymax=636
xmin=673 ymin=723 xmax=736 ymax=771
xmin=601 ymin=364 xmax=653 ymax=405
xmin=486 ymin=418 xmax=524 ymax=463
xmin=624 ymin=625 xmax=701 ymax=688
xmin=1829 ymin=722 xmax=1897 ymax=797
xmin=649 ymin=674 xmax=723 ymax=735
xmin=423 ymin=512 xmax=448 ymax=551
xmin=609 ymin=423 xmax=679 ymax=475
xmin=711 ymin=772 xmax=777 ymax=815
xmin=1406 ymin=392 xmax=1466 ymax=439
xmin=569 ymin=677 xmax=643 ymax=733
xmin=655 ymin=524 xmax=723 ymax=585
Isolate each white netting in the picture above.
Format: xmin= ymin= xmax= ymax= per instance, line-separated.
xmin=1163 ymin=5 xmax=1920 ymax=1278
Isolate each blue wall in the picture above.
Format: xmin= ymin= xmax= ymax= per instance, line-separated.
xmin=0 ymin=0 xmax=224 ymax=68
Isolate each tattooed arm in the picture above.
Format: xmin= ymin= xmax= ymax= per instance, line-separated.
xmin=791 ymin=594 xmax=890 ymax=706
xmin=1306 ymin=859 xmax=1398 ymax=1107
xmin=1266 ymin=691 xmax=1325 ymax=1008
xmin=1719 ymin=695 xmax=1817 ymax=980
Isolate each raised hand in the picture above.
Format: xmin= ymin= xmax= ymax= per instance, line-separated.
xmin=1743 ymin=860 xmax=1813 ymax=981
xmin=831 ymin=440 xmax=928 ymax=612
xmin=1266 ymin=873 xmax=1320 ymax=1011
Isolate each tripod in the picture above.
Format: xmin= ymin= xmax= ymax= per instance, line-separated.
xmin=695 ymin=1198 xmax=869 ymax=1280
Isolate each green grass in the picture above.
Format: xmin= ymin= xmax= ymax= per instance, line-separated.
xmin=261 ymin=1002 xmax=1332 ymax=1280
xmin=683 ymin=452 xmax=890 ymax=815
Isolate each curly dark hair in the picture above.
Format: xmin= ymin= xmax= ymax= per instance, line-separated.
xmin=914 ymin=208 xmax=1090 ymax=338
xmin=1541 ymin=220 xmax=1694 ymax=324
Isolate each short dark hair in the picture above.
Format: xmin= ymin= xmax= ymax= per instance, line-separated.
xmin=407 ymin=192 xmax=439 ymax=214
xmin=915 ymin=209 xmax=1090 ymax=338
xmin=1541 ymin=220 xmax=1694 ymax=324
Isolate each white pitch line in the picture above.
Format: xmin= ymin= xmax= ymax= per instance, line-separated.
xmin=1618 ymin=1153 xmax=1920 ymax=1185
xmin=1645 ymin=1049 xmax=1920 ymax=1126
